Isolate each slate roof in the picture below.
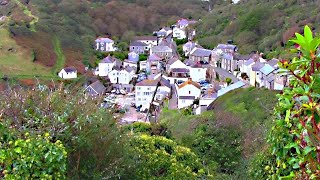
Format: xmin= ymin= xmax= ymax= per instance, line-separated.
xmin=134 ymin=36 xmax=158 ymax=41
xmin=244 ymin=58 xmax=255 ymax=66
xmin=130 ymin=41 xmax=148 ymax=46
xmin=266 ymin=58 xmax=279 ymax=67
xmin=183 ymin=41 xmax=196 ymax=48
xmin=179 ymin=96 xmax=196 ymax=100
xmin=151 ymin=46 xmax=173 ymax=53
xmin=159 ymin=77 xmax=170 ymax=88
xmin=95 ymin=37 xmax=113 ymax=43
xmin=125 ymin=66 xmax=136 ymax=73
xmin=167 ymin=57 xmax=179 ymax=65
xmin=148 ymin=54 xmax=162 ymax=61
xmin=178 ymin=80 xmax=201 ymax=89
xmin=233 ymin=54 xmax=251 ymax=60
xmin=101 ymin=56 xmax=114 ymax=63
xmin=63 ymin=67 xmax=77 ymax=73
xmin=184 ymin=59 xmax=196 ymax=66
xmin=177 ymin=18 xmax=189 ymax=26
xmin=136 ymin=79 xmax=158 ymax=86
xmin=172 ymin=68 xmax=190 ymax=73
xmin=86 ymin=80 xmax=106 ymax=95
xmin=252 ymin=62 xmax=265 ymax=71
xmin=259 ymin=64 xmax=275 ymax=75
xmin=216 ymin=44 xmax=237 ymax=50
xmin=190 ymin=48 xmax=212 ymax=57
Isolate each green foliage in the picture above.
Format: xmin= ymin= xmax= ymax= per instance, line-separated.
xmin=139 ymin=54 xmax=148 ymax=61
xmin=0 ymin=125 xmax=67 ymax=179
xmin=31 ymin=49 xmax=37 ymax=62
xmin=225 ymin=77 xmax=232 ymax=85
xmin=268 ymin=25 xmax=320 ymax=179
xmin=127 ymin=134 xmax=207 ymax=179
xmin=174 ymin=38 xmax=187 ymax=46
xmin=0 ymin=88 xmax=126 ymax=179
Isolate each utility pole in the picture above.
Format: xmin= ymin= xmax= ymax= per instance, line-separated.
xmin=145 ymin=74 xmax=163 ymax=123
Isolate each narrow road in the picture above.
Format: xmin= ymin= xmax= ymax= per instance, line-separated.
xmin=169 ymin=84 xmax=178 ymax=109
xmin=213 ymin=66 xmax=239 ymax=83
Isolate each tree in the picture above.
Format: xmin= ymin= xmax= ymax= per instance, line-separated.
xmin=126 ymin=134 xmax=207 ymax=179
xmin=267 ymin=26 xmax=320 ymax=179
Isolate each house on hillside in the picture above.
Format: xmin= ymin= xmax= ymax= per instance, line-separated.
xmin=250 ymin=62 xmax=266 ymax=87
xmin=172 ymin=26 xmax=186 ymax=40
xmin=157 ymin=27 xmax=172 ymax=37
xmin=58 ymin=67 xmax=77 ymax=79
xmin=259 ymin=64 xmax=276 ymax=89
xmin=85 ymin=80 xmax=106 ymax=96
xmin=176 ymin=79 xmax=201 ymax=109
xmin=216 ymin=44 xmax=238 ymax=54
xmin=150 ymin=46 xmax=173 ymax=59
xmin=135 ymin=78 xmax=171 ymax=110
xmin=196 ymin=88 xmax=217 ymax=115
xmin=134 ymin=36 xmax=158 ymax=50
xmin=108 ymin=67 xmax=134 ymax=85
xmin=95 ymin=37 xmax=116 ymax=52
xmin=146 ymin=54 xmax=163 ymax=75
xmin=124 ymin=51 xmax=139 ymax=68
xmin=273 ymin=69 xmax=289 ymax=90
xmin=189 ymin=47 xmax=212 ymax=64
xmin=97 ymin=56 xmax=116 ymax=76
xmin=188 ymin=63 xmax=207 ymax=82
xmin=183 ymin=41 xmax=200 ymax=57
xmin=129 ymin=41 xmax=148 ymax=54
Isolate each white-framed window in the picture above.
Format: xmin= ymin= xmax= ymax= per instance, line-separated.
xmin=137 ymin=92 xmax=141 ymax=95
xmin=137 ymin=87 xmax=141 ymax=90
xmin=147 ymin=87 xmax=150 ymax=90
xmin=138 ymin=98 xmax=141 ymax=101
xmin=182 ymin=100 xmax=186 ymax=103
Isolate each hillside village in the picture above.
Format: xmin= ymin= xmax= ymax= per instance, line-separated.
xmin=58 ymin=18 xmax=290 ymax=124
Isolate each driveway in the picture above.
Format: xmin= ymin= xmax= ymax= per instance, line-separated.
xmin=169 ymin=84 xmax=178 ymax=109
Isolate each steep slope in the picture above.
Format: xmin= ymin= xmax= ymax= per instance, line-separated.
xmin=160 ymin=87 xmax=278 ymax=178
xmin=0 ymin=0 xmax=207 ymax=77
xmin=196 ymin=0 xmax=320 ymax=58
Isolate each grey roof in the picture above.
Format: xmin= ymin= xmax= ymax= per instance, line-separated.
xmin=266 ymin=58 xmax=279 ymax=67
xmin=216 ymin=44 xmax=237 ymax=50
xmin=167 ymin=57 xmax=179 ymax=65
xmin=259 ymin=64 xmax=275 ymax=75
xmin=177 ymin=18 xmax=189 ymax=26
xmin=136 ymin=79 xmax=158 ymax=86
xmin=184 ymin=59 xmax=196 ymax=66
xmin=190 ymin=48 xmax=212 ymax=57
xmin=252 ymin=62 xmax=265 ymax=71
xmin=244 ymin=58 xmax=255 ymax=66
xmin=159 ymin=77 xmax=170 ymax=88
xmin=125 ymin=66 xmax=136 ymax=73
xmin=179 ymin=96 xmax=195 ymax=100
xmin=217 ymin=81 xmax=245 ymax=97
xmin=87 ymin=80 xmax=106 ymax=95
xmin=233 ymin=54 xmax=251 ymax=60
xmin=151 ymin=46 xmax=173 ymax=53
xmin=130 ymin=41 xmax=148 ymax=47
xmin=134 ymin=36 xmax=158 ymax=41
xmin=172 ymin=68 xmax=189 ymax=73
xmin=266 ymin=75 xmax=275 ymax=83
xmin=95 ymin=37 xmax=113 ymax=43
xmin=101 ymin=56 xmax=114 ymax=63
xmin=63 ymin=67 xmax=77 ymax=73
xmin=148 ymin=54 xmax=162 ymax=61
xmin=183 ymin=41 xmax=196 ymax=48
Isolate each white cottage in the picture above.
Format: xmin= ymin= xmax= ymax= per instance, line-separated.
xmin=97 ymin=56 xmax=115 ymax=76
xmin=95 ymin=37 xmax=116 ymax=52
xmin=58 ymin=67 xmax=77 ymax=79
xmin=176 ymin=79 xmax=201 ymax=109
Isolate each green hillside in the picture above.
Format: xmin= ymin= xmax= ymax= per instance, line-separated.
xmin=196 ymin=0 xmax=320 ymax=58
xmin=160 ymin=87 xmax=278 ymax=178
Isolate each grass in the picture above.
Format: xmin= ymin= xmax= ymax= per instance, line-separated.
xmin=13 ymin=0 xmax=39 ymax=32
xmin=52 ymin=37 xmax=66 ymax=75
xmin=0 ymin=28 xmax=52 ymax=77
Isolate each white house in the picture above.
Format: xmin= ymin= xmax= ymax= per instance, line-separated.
xmin=58 ymin=67 xmax=77 ymax=79
xmin=135 ymin=78 xmax=171 ymax=110
xmin=124 ymin=52 xmax=139 ymax=68
xmin=108 ymin=68 xmax=133 ymax=85
xmin=196 ymin=88 xmax=217 ymax=115
xmin=188 ymin=64 xmax=207 ymax=82
xmin=157 ymin=27 xmax=172 ymax=37
xmin=95 ymin=37 xmax=116 ymax=52
xmin=134 ymin=36 xmax=158 ymax=50
xmin=168 ymin=59 xmax=188 ymax=72
xmin=172 ymin=27 xmax=186 ymax=40
xmin=97 ymin=56 xmax=117 ymax=76
xmin=176 ymin=79 xmax=201 ymax=109
xmin=183 ymin=42 xmax=197 ymax=57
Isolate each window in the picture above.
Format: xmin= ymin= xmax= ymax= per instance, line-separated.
xmin=138 ymin=98 xmax=141 ymax=101
xmin=189 ymin=91 xmax=191 ymax=94
xmin=132 ymin=47 xmax=135 ymax=49
xmin=137 ymin=87 xmax=141 ymax=90
xmin=198 ymin=69 xmax=200 ymax=72
xmin=182 ymin=100 xmax=186 ymax=103
xmin=147 ymin=87 xmax=150 ymax=90
xmin=137 ymin=92 xmax=141 ymax=95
